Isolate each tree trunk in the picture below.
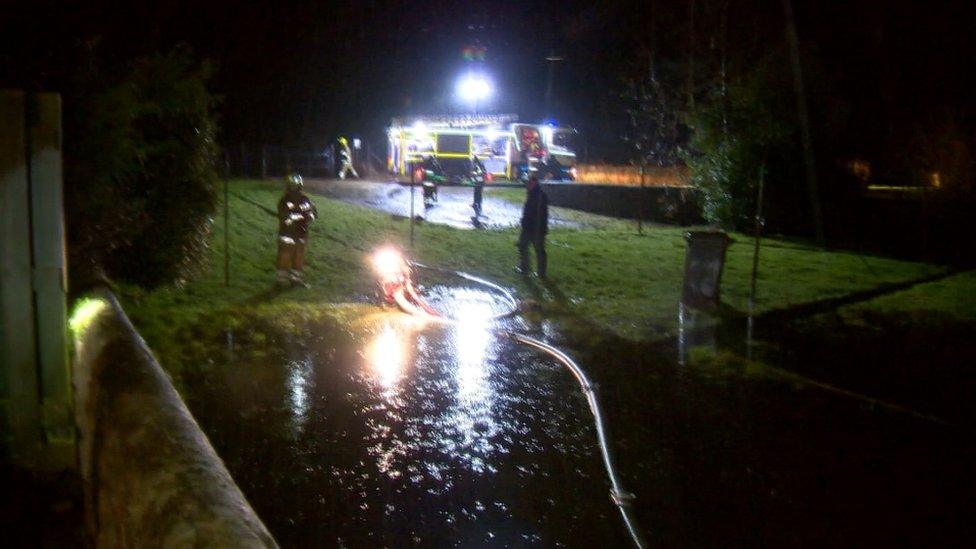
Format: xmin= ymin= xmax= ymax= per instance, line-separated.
xmin=687 ymin=0 xmax=696 ymax=111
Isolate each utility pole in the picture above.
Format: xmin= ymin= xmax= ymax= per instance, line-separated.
xmin=409 ymin=174 xmax=416 ymax=249
xmin=224 ymin=178 xmax=230 ymax=287
xmin=544 ymin=53 xmax=564 ymax=118
xmin=637 ymin=163 xmax=645 ymax=235
xmin=783 ymin=0 xmax=825 ymax=245
xmin=239 ymin=143 xmax=247 ymax=178
xmin=748 ymin=164 xmax=766 ymax=359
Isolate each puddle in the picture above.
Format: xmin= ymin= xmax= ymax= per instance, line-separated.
xmin=181 ymin=287 xmax=976 ymax=546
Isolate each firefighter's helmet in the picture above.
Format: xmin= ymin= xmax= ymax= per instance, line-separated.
xmin=338 ymin=136 xmax=348 ymax=146
xmin=285 ymin=173 xmax=303 ymax=191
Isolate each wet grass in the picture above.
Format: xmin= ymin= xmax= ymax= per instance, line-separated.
xmin=838 ymin=270 xmax=976 ymax=325
xmin=760 ymin=271 xmax=976 ymax=424
xmin=120 ymin=179 xmax=947 ymax=374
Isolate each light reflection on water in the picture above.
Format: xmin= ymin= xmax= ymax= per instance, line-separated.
xmin=187 ymin=284 xmax=615 ymax=545
xmin=184 ymin=283 xmax=976 ymax=547
xmin=366 ymin=324 xmax=410 ymax=391
xmin=448 ymin=300 xmax=500 ymax=472
xmin=285 ymin=357 xmax=313 ymax=432
xmin=361 ymin=296 xmax=505 ymax=480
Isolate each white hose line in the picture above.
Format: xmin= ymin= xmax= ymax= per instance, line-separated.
xmin=409 ymin=262 xmax=519 ymax=321
xmin=395 ymin=263 xmax=648 ymax=548
xmin=505 ymin=332 xmax=647 ymax=549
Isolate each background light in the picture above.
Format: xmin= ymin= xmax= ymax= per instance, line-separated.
xmin=456 ymin=73 xmax=493 ymax=104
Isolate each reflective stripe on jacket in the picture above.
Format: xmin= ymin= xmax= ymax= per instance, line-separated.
xmin=277 ymin=192 xmax=318 ymax=240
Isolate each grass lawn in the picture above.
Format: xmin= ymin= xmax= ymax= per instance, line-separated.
xmin=117 ymin=179 xmax=947 ymax=373
xmin=485 ymin=186 xmax=527 ymax=206
xmin=837 ymin=270 xmax=976 ymax=325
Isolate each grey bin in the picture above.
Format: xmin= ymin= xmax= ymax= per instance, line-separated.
xmin=681 ymin=231 xmax=733 ymax=312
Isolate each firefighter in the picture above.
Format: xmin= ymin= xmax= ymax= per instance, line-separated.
xmin=516 ymin=175 xmax=549 ymax=278
xmin=337 ymin=136 xmax=359 ymax=180
xmin=420 ymin=154 xmax=442 ymax=207
xmin=276 ymin=174 xmax=318 ymax=287
xmin=541 ymin=154 xmax=564 ymax=181
xmin=470 ymin=154 xmax=487 ymax=216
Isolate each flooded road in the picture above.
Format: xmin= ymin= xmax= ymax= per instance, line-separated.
xmin=181 ymin=282 xmax=976 ymax=547
xmin=304 ymin=179 xmax=581 ymax=230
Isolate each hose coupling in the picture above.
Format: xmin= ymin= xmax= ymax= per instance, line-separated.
xmin=610 ymin=490 xmax=637 ymax=507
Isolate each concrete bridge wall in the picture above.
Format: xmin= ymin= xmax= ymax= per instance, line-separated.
xmin=72 ymin=289 xmax=277 ymax=547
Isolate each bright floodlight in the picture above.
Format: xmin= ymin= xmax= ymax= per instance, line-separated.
xmin=373 ymin=247 xmax=406 ymax=282
xmin=457 ymin=73 xmax=493 ymax=103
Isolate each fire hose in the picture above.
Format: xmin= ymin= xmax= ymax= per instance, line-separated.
xmin=374 ymin=250 xmax=648 ymax=548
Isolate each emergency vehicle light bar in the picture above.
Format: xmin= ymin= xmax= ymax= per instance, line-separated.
xmin=391 ymin=113 xmax=518 ymax=129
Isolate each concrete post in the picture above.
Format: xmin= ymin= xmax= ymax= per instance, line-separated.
xmin=28 ymin=93 xmax=74 ymax=465
xmin=0 ymin=89 xmax=44 ymax=465
xmin=1 ymin=90 xmax=74 ymax=469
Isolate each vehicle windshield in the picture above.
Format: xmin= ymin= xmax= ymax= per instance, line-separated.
xmin=550 ymin=130 xmax=576 ymax=151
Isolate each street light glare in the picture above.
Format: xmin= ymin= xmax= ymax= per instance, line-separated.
xmin=457 ymin=73 xmax=493 ymax=103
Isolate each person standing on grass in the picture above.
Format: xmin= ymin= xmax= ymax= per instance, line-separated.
xmin=276 ymin=173 xmax=318 ymax=287
xmin=471 ymin=154 xmax=487 ymax=216
xmin=517 ymin=175 xmax=549 ymax=278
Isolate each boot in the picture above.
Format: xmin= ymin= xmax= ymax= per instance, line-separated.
xmin=290 ymin=269 xmax=310 ymax=288
xmin=276 ymin=269 xmax=290 ymax=288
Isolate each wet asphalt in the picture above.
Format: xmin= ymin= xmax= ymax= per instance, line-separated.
xmin=304 ymin=178 xmax=580 ymax=230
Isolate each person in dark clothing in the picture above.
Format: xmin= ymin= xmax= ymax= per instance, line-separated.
xmin=541 ymin=154 xmax=564 ymax=180
xmin=276 ymin=173 xmax=318 ymax=287
xmin=517 ymin=176 xmax=549 ymax=278
xmin=470 ymin=155 xmax=487 ymax=216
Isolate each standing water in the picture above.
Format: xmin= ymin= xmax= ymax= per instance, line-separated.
xmin=184 ymin=285 xmax=627 ymax=546
xmin=182 ymin=283 xmax=976 ymax=547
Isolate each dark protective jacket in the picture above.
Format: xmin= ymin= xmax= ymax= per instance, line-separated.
xmin=277 ymin=191 xmax=318 ymax=241
xmin=520 ymin=186 xmax=549 ymax=235
xmin=471 ymin=157 xmax=487 ymax=187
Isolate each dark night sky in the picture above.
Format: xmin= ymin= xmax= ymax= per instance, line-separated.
xmin=3 ymin=0 xmax=975 ymax=163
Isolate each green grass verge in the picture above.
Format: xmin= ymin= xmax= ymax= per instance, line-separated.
xmin=835 ymin=270 xmax=976 ymax=328
xmin=485 ymin=187 xmax=527 ymax=205
xmin=120 ymin=179 xmax=946 ymax=373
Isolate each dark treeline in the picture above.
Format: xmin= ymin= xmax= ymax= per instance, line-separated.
xmin=555 ymin=0 xmax=975 ymax=244
xmin=2 ymin=0 xmax=974 ymax=257
xmin=4 ymin=1 xmax=973 ymax=168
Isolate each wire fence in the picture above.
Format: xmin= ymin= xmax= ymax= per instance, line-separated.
xmin=222 ymin=142 xmax=387 ymax=180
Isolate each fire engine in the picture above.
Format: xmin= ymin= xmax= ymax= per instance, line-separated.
xmin=387 ymin=114 xmax=578 ymax=184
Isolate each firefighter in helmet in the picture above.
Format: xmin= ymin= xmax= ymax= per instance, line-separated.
xmin=276 ymin=173 xmax=318 ymax=287
xmin=470 ymin=154 xmax=487 ymax=216
xmin=338 ymin=136 xmax=359 ymax=180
